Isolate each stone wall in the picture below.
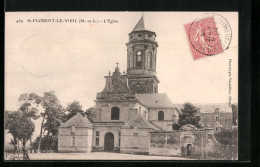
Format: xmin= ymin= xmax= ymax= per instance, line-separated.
xmin=149 ymin=108 xmax=178 ymax=131
xmin=92 ymin=126 xmax=121 ymax=152
xmin=149 ymin=132 xmax=181 ymax=156
xmin=149 ymin=129 xmax=217 ymax=159
xmin=149 ymin=108 xmax=177 ymax=121
xmin=120 ymin=128 xmax=150 ymax=154
xmin=92 ymin=101 xmax=147 ymax=123
xmin=58 ymin=127 xmax=93 ymax=153
xmin=198 ymin=112 xmax=232 ymax=132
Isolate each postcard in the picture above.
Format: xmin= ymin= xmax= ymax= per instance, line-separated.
xmin=5 ymin=12 xmax=238 ymax=160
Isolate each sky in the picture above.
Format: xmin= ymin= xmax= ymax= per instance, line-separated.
xmin=5 ymin=12 xmax=238 ymax=143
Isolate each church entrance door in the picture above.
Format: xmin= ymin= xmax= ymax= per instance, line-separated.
xmin=104 ymin=132 xmax=114 ymax=152
xmin=187 ymin=144 xmax=192 ymax=156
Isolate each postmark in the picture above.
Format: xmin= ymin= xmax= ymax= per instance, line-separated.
xmin=185 ymin=13 xmax=232 ymax=60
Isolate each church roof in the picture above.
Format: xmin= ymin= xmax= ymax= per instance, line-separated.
xmin=136 ymin=93 xmax=175 ymax=109
xmin=60 ymin=113 xmax=92 ymax=128
xmin=131 ymin=15 xmax=154 ymax=33
xmin=132 ymin=16 xmax=145 ymax=32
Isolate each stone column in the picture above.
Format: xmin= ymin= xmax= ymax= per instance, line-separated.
xmin=133 ymin=46 xmax=136 ymax=68
xmin=154 ymin=50 xmax=157 ymax=72
xmin=143 ymin=45 xmax=147 ymax=69
xmin=127 ymin=48 xmax=130 ymax=69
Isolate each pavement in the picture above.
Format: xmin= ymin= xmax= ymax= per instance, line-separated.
xmin=27 ymin=152 xmax=194 ymax=160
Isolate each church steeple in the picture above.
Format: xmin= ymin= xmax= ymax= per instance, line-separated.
xmin=126 ymin=15 xmax=159 ymax=94
xmin=132 ymin=15 xmax=145 ymax=32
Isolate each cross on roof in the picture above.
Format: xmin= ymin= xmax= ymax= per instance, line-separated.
xmin=116 ymin=62 xmax=119 ymax=67
xmin=108 ymin=71 xmax=111 ymax=76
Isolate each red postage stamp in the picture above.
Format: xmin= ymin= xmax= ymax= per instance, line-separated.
xmin=185 ymin=16 xmax=224 ymax=60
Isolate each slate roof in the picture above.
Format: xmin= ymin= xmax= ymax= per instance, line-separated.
xmin=60 ymin=113 xmax=92 ymax=128
xmin=131 ymin=15 xmax=154 ymax=33
xmin=132 ymin=16 xmax=146 ymax=32
xmin=174 ymin=103 xmax=232 ymax=113
xmin=136 ymin=93 xmax=175 ymax=109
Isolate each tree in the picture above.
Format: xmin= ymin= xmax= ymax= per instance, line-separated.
xmin=38 ymin=91 xmax=64 ymax=152
xmin=214 ymin=128 xmax=238 ymax=159
xmin=65 ymin=100 xmax=84 ymax=121
xmin=16 ymin=116 xmax=35 ymax=157
xmin=18 ymin=91 xmax=64 ymax=153
xmin=214 ymin=129 xmax=237 ymax=145
xmin=231 ymin=104 xmax=238 ymax=126
xmin=172 ymin=103 xmax=201 ymax=130
xmin=5 ymin=111 xmax=19 ymax=153
xmin=5 ymin=111 xmax=35 ymax=158
xmin=18 ymin=92 xmax=42 ymax=153
xmin=18 ymin=102 xmax=40 ymax=120
xmin=32 ymin=135 xmax=58 ymax=152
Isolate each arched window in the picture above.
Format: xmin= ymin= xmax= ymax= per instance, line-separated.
xmin=158 ymin=111 xmax=164 ymax=121
xmin=147 ymin=51 xmax=153 ymax=69
xmin=136 ymin=51 xmax=142 ymax=68
xmin=111 ymin=107 xmax=120 ymax=120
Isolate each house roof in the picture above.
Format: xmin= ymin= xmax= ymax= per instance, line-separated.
xmin=60 ymin=113 xmax=92 ymax=128
xmin=136 ymin=93 xmax=175 ymax=109
xmin=173 ymin=103 xmax=232 ymax=114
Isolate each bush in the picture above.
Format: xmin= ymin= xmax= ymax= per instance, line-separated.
xmin=214 ymin=129 xmax=237 ymax=146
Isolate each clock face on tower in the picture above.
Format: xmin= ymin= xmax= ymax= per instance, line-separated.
xmin=137 ymin=51 xmax=142 ymax=56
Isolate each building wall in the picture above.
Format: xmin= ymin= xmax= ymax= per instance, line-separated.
xmin=92 ymin=126 xmax=121 ymax=152
xmin=136 ymin=103 xmax=149 ymax=119
xmin=198 ymin=112 xmax=232 ymax=132
xmin=151 ymin=121 xmax=173 ymax=131
xmin=58 ymin=127 xmax=93 ymax=152
xmin=120 ymin=128 xmax=150 ymax=154
xmin=149 ymin=129 xmax=215 ymax=158
xmin=127 ymin=43 xmax=157 ymax=71
xmin=91 ymin=101 xmax=147 ymax=122
xmin=149 ymin=132 xmax=182 ymax=156
xmin=129 ymin=31 xmax=156 ymax=42
xmin=148 ymin=108 xmax=178 ymax=131
xmin=149 ymin=108 xmax=178 ymax=121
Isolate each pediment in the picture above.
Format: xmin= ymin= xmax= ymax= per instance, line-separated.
xmin=105 ymin=94 xmax=126 ymax=100
xmin=102 ymin=75 xmax=131 ymax=94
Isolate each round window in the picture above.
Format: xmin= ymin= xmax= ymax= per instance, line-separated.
xmin=137 ymin=51 xmax=142 ymax=56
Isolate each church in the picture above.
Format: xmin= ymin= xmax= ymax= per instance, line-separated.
xmin=58 ymin=16 xmax=180 ymax=154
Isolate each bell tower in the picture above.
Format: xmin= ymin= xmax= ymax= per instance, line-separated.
xmin=126 ymin=15 xmax=159 ymax=94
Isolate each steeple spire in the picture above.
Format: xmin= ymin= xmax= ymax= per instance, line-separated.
xmin=132 ymin=14 xmax=145 ymax=32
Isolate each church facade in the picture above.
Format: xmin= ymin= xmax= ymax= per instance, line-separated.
xmin=58 ymin=16 xmax=179 ymax=154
